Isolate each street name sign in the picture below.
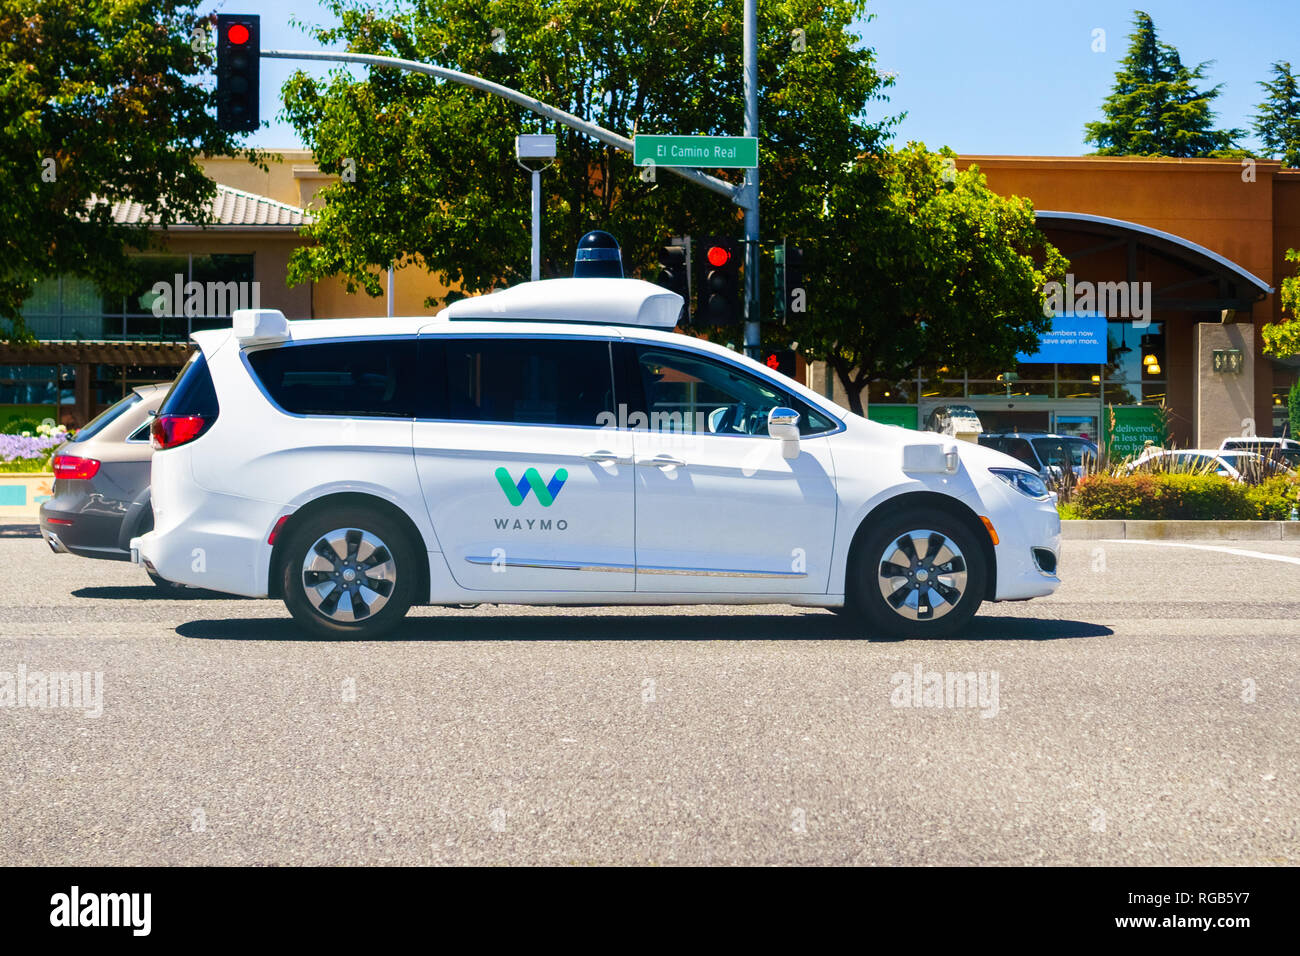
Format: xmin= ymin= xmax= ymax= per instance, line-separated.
xmin=634 ymin=135 xmax=758 ymax=169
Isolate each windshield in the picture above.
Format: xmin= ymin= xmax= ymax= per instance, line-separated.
xmin=68 ymin=392 xmax=142 ymax=442
xmin=1031 ymin=437 xmax=1095 ymax=468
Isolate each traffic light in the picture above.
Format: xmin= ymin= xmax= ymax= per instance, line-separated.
xmin=765 ymin=349 xmax=797 ymax=379
xmin=655 ymin=237 xmax=692 ymax=325
xmin=216 ymin=15 xmax=260 ymax=133
xmin=697 ymin=237 xmax=741 ymax=326
xmin=774 ymin=239 xmax=805 ymax=323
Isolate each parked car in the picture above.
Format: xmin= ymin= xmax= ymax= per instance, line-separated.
xmin=131 ymin=278 xmax=1062 ymax=639
xmin=977 ymin=432 xmax=1098 ymax=484
xmin=1218 ymin=436 xmax=1300 ymax=470
xmin=39 ymin=384 xmax=179 ymax=585
xmin=1123 ymin=448 xmax=1294 ymax=482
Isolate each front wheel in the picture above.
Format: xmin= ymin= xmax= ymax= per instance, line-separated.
xmin=280 ymin=507 xmax=418 ymax=639
xmin=844 ymin=508 xmax=987 ymax=639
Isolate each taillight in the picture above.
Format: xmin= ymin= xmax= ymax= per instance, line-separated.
xmin=151 ymin=414 xmax=208 ymax=450
xmin=52 ymin=455 xmax=101 ymax=480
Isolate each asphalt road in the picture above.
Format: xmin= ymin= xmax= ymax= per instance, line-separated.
xmin=2 ymin=526 xmax=1297 ymax=865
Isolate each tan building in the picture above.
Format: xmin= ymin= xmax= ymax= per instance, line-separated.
xmin=4 ymin=151 xmax=1298 ymax=445
xmin=839 ymin=155 xmax=1300 ymax=445
xmin=0 ymin=150 xmax=451 ymax=429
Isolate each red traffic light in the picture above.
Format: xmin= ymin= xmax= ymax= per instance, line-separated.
xmin=227 ymin=23 xmax=250 ymax=45
xmin=766 ymin=354 xmax=780 ymax=370
xmin=706 ymin=245 xmax=730 ymax=268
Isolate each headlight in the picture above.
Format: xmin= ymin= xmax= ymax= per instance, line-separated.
xmin=990 ymin=467 xmax=1051 ymax=500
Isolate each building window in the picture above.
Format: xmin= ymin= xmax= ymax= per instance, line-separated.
xmin=17 ymin=253 xmax=255 ymax=342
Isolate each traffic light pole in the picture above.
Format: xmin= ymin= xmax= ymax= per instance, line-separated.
xmin=261 ymin=49 xmax=745 ymax=206
xmin=742 ymin=0 xmax=760 ymax=360
xmin=261 ymin=46 xmax=762 ymax=350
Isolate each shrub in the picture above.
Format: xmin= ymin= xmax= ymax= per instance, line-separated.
xmin=1074 ymin=473 xmax=1161 ymax=519
xmin=1073 ymin=472 xmax=1258 ymax=519
xmin=1246 ymin=476 xmax=1300 ymax=519
xmin=0 ymin=417 xmax=41 ymax=436
xmin=1157 ymin=474 xmax=1254 ymax=519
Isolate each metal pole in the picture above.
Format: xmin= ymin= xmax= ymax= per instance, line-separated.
xmin=742 ymin=0 xmax=760 ymax=359
xmin=262 ymin=49 xmax=742 ymax=205
xmin=387 ymin=265 xmax=394 ymax=316
xmin=531 ymin=168 xmax=542 ymax=281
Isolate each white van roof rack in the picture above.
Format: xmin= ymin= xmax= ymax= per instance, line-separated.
xmin=437 ymin=278 xmax=683 ymax=329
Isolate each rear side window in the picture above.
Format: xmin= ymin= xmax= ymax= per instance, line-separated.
xmin=159 ymin=352 xmax=220 ymax=419
xmin=247 ymin=339 xmax=417 ymax=418
xmin=69 ymin=392 xmax=142 ymax=442
xmin=422 ymin=338 xmax=615 ymax=427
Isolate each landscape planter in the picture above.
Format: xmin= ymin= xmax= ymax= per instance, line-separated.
xmin=0 ymin=473 xmax=54 ymax=520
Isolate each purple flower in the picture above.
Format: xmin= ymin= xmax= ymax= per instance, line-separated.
xmin=0 ymin=434 xmax=61 ymax=462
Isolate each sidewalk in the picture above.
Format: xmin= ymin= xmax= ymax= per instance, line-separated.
xmin=1062 ymin=519 xmax=1300 ymax=540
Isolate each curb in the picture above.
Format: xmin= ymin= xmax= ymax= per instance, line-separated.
xmin=1062 ymin=519 xmax=1300 ymax=541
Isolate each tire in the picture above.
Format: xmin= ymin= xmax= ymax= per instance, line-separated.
xmin=843 ymin=507 xmax=987 ymax=639
xmin=279 ymin=506 xmax=419 ymax=639
xmin=146 ymin=568 xmax=186 ymax=590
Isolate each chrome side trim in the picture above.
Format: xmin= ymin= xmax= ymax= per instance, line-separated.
xmin=464 ymin=555 xmax=806 ymax=578
xmin=638 ymin=565 xmax=807 ymax=578
xmin=465 ymin=555 xmax=634 ymax=573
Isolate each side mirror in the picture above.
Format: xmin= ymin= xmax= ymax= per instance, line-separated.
xmin=768 ymin=406 xmax=801 ymax=460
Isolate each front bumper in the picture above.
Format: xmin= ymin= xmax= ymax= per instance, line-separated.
xmin=988 ymin=496 xmax=1062 ymax=601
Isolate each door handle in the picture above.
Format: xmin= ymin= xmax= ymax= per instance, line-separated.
xmin=584 ymin=450 xmax=630 ymax=464
xmin=639 ymin=454 xmax=687 ymax=469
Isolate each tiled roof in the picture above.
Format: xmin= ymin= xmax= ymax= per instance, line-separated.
xmin=109 ymin=185 xmax=311 ymax=228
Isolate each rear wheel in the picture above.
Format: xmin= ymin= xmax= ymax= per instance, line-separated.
xmin=844 ymin=507 xmax=987 ymax=639
xmin=280 ymin=506 xmax=418 ymax=639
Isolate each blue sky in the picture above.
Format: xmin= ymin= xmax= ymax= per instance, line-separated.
xmin=243 ymin=0 xmax=1300 ymax=156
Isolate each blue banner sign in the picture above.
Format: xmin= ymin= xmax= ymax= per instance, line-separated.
xmin=1017 ymin=313 xmax=1107 ymax=364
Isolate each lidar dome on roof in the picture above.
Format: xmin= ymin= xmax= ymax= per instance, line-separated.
xmin=439 ymin=278 xmax=683 ymax=328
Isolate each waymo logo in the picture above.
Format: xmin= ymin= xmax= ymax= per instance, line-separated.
xmin=495 ymin=467 xmax=568 ymax=507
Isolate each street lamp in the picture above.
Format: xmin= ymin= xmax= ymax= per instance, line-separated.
xmin=516 ymin=134 xmax=556 ymax=281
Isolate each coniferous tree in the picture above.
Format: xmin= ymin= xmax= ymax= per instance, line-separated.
xmin=1253 ymin=61 xmax=1300 ymax=169
xmin=1084 ymin=11 xmax=1242 ymax=157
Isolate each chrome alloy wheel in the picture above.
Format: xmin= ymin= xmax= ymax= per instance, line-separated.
xmin=301 ymin=528 xmax=397 ymax=622
xmin=876 ymin=529 xmax=968 ymax=621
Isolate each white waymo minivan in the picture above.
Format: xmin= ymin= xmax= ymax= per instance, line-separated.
xmin=132 ymin=278 xmax=1060 ymax=639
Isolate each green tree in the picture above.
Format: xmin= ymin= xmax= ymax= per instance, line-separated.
xmin=281 ymin=1 xmax=1063 ymax=417
xmin=0 ymin=1 xmax=260 ymax=340
xmin=1261 ymin=249 xmax=1300 ymax=358
xmin=785 ymin=144 xmax=1068 ymax=414
xmin=280 ymin=0 xmax=898 ymax=300
xmin=1253 ymin=61 xmax=1300 ymax=169
xmin=1084 ymin=11 xmax=1243 ymax=158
